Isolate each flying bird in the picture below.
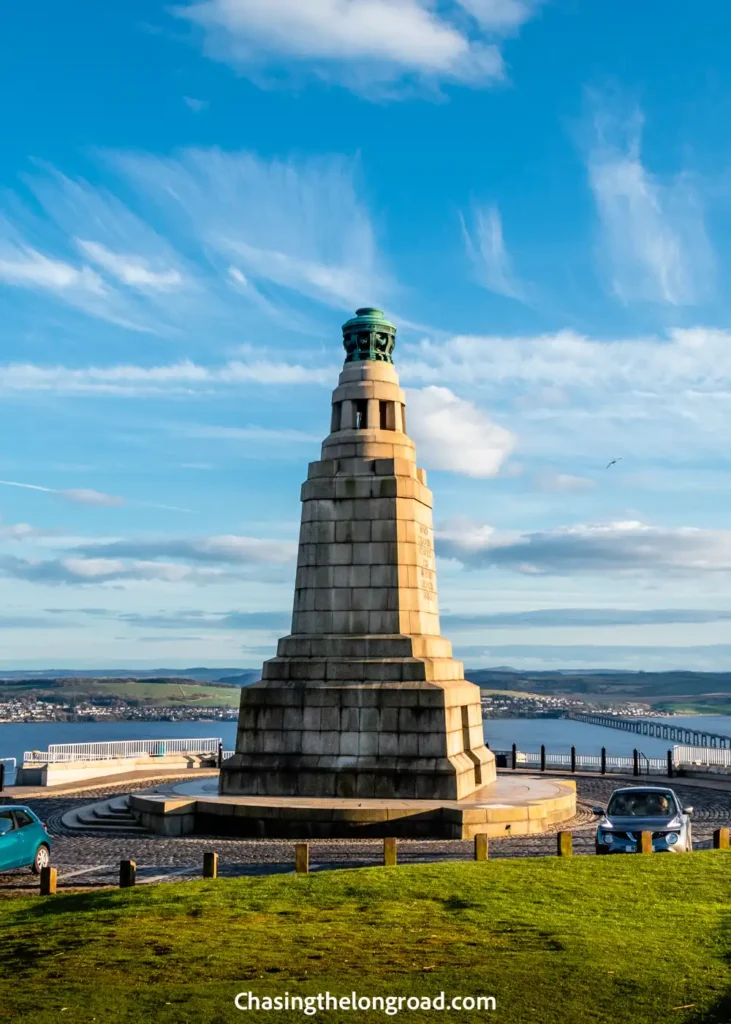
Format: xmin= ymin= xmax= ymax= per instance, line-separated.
xmin=606 ymin=458 xmax=622 ymax=469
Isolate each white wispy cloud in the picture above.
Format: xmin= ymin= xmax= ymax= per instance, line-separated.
xmin=0 ymin=479 xmax=124 ymax=507
xmin=586 ymin=104 xmax=714 ymax=305
xmin=0 ymin=246 xmax=104 ymax=294
xmin=456 ymin=0 xmax=542 ymax=31
xmin=0 ymin=520 xmax=56 ymax=541
xmin=407 ymin=386 xmax=515 ymax=477
xmin=77 ymin=240 xmax=183 ymax=291
xmin=0 ymin=479 xmax=192 ymax=513
xmin=0 ymin=555 xmax=230 ymax=586
xmin=534 ymin=471 xmax=596 ymax=494
xmin=0 ymin=175 xmax=189 ymax=332
xmin=437 ymin=518 xmax=731 ymax=575
xmin=183 ymin=96 xmax=209 ymax=112
xmin=175 ymin=0 xmax=514 ymax=94
xmin=176 ymin=424 xmax=320 ymax=443
xmin=0 ymin=531 xmax=297 ymax=587
xmin=445 ymin=607 xmax=731 ymax=628
xmin=115 ymin=148 xmax=390 ymax=307
xmin=401 ymin=326 xmax=731 ymax=461
xmin=0 ymin=356 xmax=332 ymax=396
xmin=460 ymin=204 xmax=526 ymax=300
xmin=75 ymin=535 xmax=297 ymax=565
xmin=0 ymin=150 xmax=390 ymax=333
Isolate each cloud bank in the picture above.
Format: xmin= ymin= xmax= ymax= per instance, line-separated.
xmin=437 ymin=519 xmax=731 ymax=575
xmin=174 ymin=0 xmax=544 ymax=94
xmin=407 ymin=386 xmax=515 ymax=477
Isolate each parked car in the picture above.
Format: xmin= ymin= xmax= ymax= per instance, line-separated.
xmin=0 ymin=805 xmax=52 ymax=873
xmin=594 ymin=786 xmax=693 ymax=854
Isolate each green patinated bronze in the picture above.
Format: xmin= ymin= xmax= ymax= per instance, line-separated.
xmin=342 ymin=307 xmax=396 ymax=364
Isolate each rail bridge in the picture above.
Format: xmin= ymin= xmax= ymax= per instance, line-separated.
xmin=568 ymin=712 xmax=731 ymax=748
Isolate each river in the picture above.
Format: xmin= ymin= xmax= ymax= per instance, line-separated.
xmin=2 ymin=715 xmax=730 ymax=773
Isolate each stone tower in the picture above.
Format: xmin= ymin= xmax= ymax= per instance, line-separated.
xmin=221 ymin=308 xmax=495 ymax=801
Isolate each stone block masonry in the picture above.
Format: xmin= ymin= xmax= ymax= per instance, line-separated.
xmin=221 ymin=308 xmax=495 ymax=802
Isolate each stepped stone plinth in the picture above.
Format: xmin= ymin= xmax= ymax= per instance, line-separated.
xmin=220 ymin=308 xmax=496 ymax=802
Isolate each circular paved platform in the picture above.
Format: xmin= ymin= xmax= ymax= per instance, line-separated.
xmin=129 ymin=775 xmax=576 ymax=839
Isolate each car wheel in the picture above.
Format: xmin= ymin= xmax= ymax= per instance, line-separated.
xmin=31 ymin=844 xmax=50 ymax=874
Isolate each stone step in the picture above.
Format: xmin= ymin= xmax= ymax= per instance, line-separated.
xmin=75 ymin=812 xmax=146 ymax=831
xmin=107 ymin=797 xmax=131 ymax=813
xmin=91 ymin=809 xmax=138 ymax=823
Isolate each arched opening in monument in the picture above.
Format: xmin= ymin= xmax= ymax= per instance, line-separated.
xmin=355 ymin=399 xmax=368 ymax=429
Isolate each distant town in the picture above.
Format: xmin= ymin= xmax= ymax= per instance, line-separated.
xmin=3 ymin=665 xmax=726 ymax=723
xmin=0 ymin=691 xmax=675 ymax=724
xmin=478 ymin=692 xmax=676 ymax=719
xmin=0 ymin=697 xmax=239 ymax=723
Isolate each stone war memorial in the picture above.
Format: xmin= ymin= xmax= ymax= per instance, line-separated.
xmin=132 ymin=309 xmax=576 ymax=837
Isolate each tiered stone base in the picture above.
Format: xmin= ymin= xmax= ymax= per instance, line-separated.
xmin=220 ymin=635 xmax=495 ymax=802
xmin=130 ymin=777 xmax=577 ymax=839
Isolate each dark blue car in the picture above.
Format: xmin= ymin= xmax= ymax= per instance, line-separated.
xmin=0 ymin=805 xmax=52 ymax=873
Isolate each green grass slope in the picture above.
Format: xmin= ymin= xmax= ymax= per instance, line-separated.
xmin=0 ymin=678 xmax=241 ymax=707
xmin=1 ymin=855 xmax=730 ymax=1023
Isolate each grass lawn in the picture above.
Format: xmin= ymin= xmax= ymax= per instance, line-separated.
xmin=655 ymin=701 xmax=731 ymax=716
xmin=0 ymin=680 xmax=242 ymax=708
xmin=1 ymin=855 xmax=730 ymax=1023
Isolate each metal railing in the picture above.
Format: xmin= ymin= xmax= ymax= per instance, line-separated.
xmin=0 ymin=758 xmax=16 ymax=788
xmin=499 ymin=748 xmax=669 ymax=774
xmin=674 ymin=746 xmax=731 ymax=768
xmin=23 ymin=738 xmax=222 ymax=764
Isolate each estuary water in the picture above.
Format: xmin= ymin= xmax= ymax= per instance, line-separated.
xmin=2 ymin=715 xmax=730 ymax=773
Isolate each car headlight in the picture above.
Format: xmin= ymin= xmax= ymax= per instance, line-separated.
xmin=599 ymin=831 xmax=613 ymax=845
xmin=666 ymin=832 xmax=679 ymax=845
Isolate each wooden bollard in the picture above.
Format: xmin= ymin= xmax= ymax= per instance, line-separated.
xmin=40 ymin=866 xmax=57 ymax=895
xmin=383 ymin=837 xmax=397 ymax=866
xmin=474 ymin=833 xmax=489 ymax=861
xmin=295 ymin=842 xmax=309 ymax=874
xmin=638 ymin=831 xmax=653 ymax=855
xmin=203 ymin=851 xmax=218 ymax=879
xmin=557 ymin=831 xmax=572 ymax=857
xmin=713 ymin=827 xmax=730 ymax=850
xmin=119 ymin=859 xmax=136 ymax=888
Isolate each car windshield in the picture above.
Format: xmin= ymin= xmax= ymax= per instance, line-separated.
xmin=607 ymin=791 xmax=677 ymax=817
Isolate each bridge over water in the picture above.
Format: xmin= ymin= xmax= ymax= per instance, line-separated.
xmin=568 ymin=712 xmax=731 ymax=748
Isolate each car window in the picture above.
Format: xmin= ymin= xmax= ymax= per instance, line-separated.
xmin=0 ymin=811 xmax=15 ymax=833
xmin=13 ymin=810 xmax=35 ymax=829
xmin=607 ymin=791 xmax=678 ymax=817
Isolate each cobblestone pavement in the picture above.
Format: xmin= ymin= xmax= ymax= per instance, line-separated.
xmin=2 ymin=775 xmax=730 ymax=892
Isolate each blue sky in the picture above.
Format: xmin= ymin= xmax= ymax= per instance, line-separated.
xmin=2 ymin=0 xmax=731 ymax=670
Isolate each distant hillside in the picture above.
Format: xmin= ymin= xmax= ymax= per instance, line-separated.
xmin=0 ymin=677 xmax=246 ymax=708
xmin=466 ymin=668 xmax=731 ymax=703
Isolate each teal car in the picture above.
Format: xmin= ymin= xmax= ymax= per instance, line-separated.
xmin=0 ymin=805 xmax=52 ymax=873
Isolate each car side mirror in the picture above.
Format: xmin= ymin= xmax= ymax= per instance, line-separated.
xmin=592 ymin=807 xmax=604 ymax=815
xmin=0 ymin=824 xmax=11 ymax=837
xmin=682 ymin=806 xmax=693 ymax=815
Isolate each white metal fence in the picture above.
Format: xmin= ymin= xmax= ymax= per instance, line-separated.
xmin=23 ymin=738 xmax=222 ymax=764
xmin=504 ymin=750 xmax=668 ymax=773
xmin=0 ymin=757 xmax=16 ymax=786
xmin=674 ymin=746 xmax=731 ymax=768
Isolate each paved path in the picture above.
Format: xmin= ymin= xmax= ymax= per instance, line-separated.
xmin=2 ymin=774 xmax=730 ymax=892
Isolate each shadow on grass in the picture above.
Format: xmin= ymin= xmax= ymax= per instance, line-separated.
xmin=691 ymin=913 xmax=731 ymax=1024
xmin=10 ymin=888 xmax=134 ymax=919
